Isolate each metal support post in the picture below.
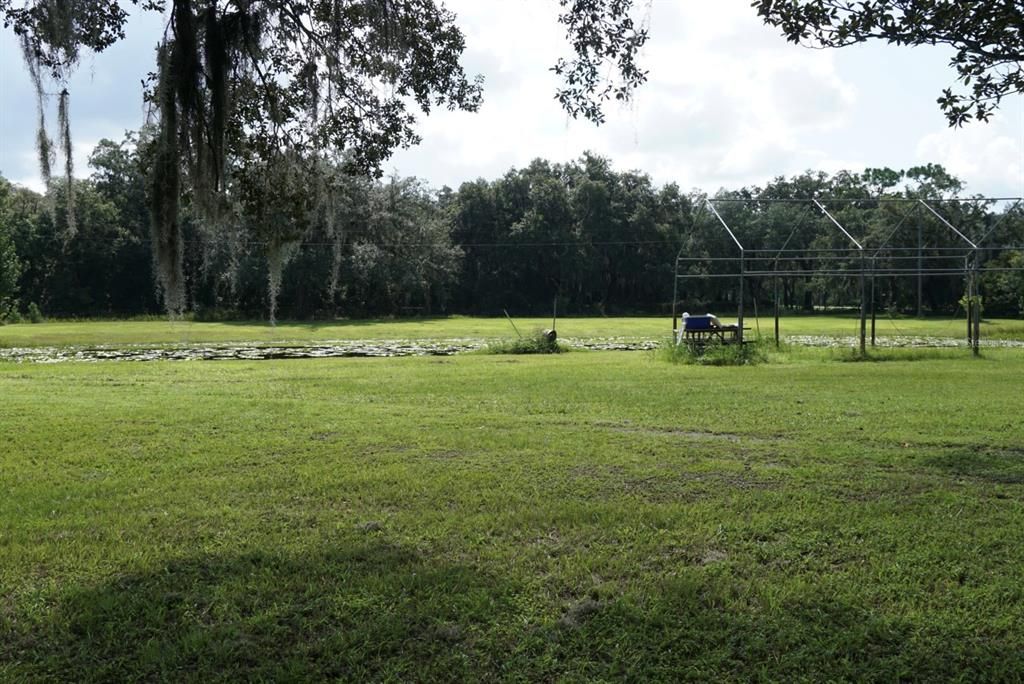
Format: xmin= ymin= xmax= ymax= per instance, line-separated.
xmin=774 ymin=275 xmax=780 ymax=348
xmin=972 ymin=253 xmax=981 ymax=356
xmin=813 ymin=199 xmax=866 ymax=353
xmin=859 ymin=255 xmax=867 ymax=355
xmin=705 ymin=198 xmax=745 ymax=343
xmin=870 ymin=258 xmax=877 ymax=347
xmin=671 ymin=254 xmax=680 ymax=340
xmin=738 ymin=251 xmax=745 ymax=343
xmin=917 ymin=218 xmax=923 ymax=317
xmin=965 ymin=255 xmax=973 ymax=346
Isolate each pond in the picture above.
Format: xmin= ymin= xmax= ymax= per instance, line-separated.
xmin=0 ymin=337 xmax=661 ymax=363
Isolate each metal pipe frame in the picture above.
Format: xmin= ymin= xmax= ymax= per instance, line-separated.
xmin=677 ymin=255 xmax=974 ymax=265
xmin=708 ymin=197 xmax=1022 ymax=204
xmin=705 ymin=198 xmax=745 ymax=342
xmin=674 ymin=196 xmax=1021 ymax=352
xmin=671 ymin=199 xmax=709 ymax=339
xmin=916 ymin=200 xmax=981 ymax=354
xmin=976 ymin=199 xmax=1022 ymax=246
xmin=917 ymin=200 xmax=978 ymax=250
xmin=677 ymin=268 xmax=1023 ymax=278
xmin=705 ymin=199 xmax=745 ymax=252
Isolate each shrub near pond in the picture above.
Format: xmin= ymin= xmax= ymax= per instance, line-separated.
xmin=26 ymin=302 xmax=43 ymax=323
xmin=659 ymin=338 xmax=768 ymax=366
xmin=486 ymin=330 xmax=565 ymax=355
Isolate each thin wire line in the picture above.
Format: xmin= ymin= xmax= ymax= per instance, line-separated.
xmin=26 ymin=234 xmax=688 ymax=248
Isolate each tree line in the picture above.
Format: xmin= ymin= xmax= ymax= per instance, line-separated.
xmin=1 ymin=135 xmax=1022 ymax=322
xmin=6 ymin=1 xmax=1022 ymax=322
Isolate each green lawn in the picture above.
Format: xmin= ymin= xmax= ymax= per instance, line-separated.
xmin=2 ymin=313 xmax=1022 ymax=348
xmin=3 ymin=348 xmax=1024 ymax=680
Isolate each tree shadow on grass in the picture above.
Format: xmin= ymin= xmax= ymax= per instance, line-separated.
xmin=5 ymin=539 xmax=1024 ymax=681
xmin=5 ymin=541 xmax=515 ymax=682
xmin=510 ymin=576 xmax=1024 ymax=681
xmin=923 ymin=447 xmax=1024 ymax=484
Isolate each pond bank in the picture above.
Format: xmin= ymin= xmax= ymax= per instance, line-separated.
xmin=0 ymin=337 xmax=661 ymax=363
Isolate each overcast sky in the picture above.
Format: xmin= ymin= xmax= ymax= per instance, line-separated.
xmin=1 ymin=0 xmax=1022 ymax=197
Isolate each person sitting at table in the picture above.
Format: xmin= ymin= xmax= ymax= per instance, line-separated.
xmin=678 ymin=312 xmax=723 ymax=342
xmin=684 ymin=313 xmax=724 ymax=327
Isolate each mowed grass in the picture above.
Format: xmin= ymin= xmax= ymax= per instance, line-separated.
xmin=2 ymin=313 xmax=1022 ymax=348
xmin=3 ymin=349 xmax=1024 ymax=680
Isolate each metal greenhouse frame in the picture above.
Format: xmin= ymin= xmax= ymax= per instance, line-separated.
xmin=671 ymin=197 xmax=1024 ymax=355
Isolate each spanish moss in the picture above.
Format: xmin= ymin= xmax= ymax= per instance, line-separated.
xmin=328 ymin=227 xmax=344 ymax=301
xmin=19 ymin=3 xmax=79 ymax=237
xmin=57 ymin=88 xmax=75 ymax=238
xmin=21 ymin=34 xmax=53 ymax=186
xmin=10 ymin=0 xmax=485 ymax=319
xmin=149 ymin=41 xmax=186 ymax=317
xmin=265 ymin=238 xmax=297 ymax=326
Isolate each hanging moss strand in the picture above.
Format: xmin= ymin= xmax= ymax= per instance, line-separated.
xmin=57 ymin=88 xmax=76 ymax=239
xmin=149 ymin=41 xmax=186 ymax=316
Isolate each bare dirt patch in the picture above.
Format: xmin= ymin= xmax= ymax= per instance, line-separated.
xmin=700 ymin=549 xmax=729 ymax=565
xmin=593 ymin=420 xmax=746 ymax=442
xmin=572 ymin=462 xmax=777 ymax=503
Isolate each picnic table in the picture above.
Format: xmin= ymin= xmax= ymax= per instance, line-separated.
xmin=677 ymin=314 xmax=747 ymax=346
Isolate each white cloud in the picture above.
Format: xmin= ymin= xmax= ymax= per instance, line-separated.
xmin=392 ymin=0 xmax=862 ymax=191
xmin=916 ymin=113 xmax=1024 ymax=196
xmin=0 ymin=7 xmax=164 ymax=188
xmin=1 ymin=0 xmax=1018 ymax=198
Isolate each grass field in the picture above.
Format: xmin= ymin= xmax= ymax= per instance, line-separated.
xmin=1 ymin=313 xmax=1023 ymax=348
xmin=3 ymin=332 xmax=1024 ymax=680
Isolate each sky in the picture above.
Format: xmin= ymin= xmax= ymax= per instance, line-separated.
xmin=1 ymin=0 xmax=1022 ymax=197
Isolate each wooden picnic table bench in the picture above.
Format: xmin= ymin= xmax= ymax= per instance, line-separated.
xmin=677 ymin=315 xmax=749 ymax=346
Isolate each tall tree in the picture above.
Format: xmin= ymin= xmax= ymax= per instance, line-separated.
xmin=0 ymin=178 xmax=23 ymax=319
xmin=3 ymin=0 xmax=647 ymax=315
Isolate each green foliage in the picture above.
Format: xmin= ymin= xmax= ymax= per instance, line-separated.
xmin=659 ymin=338 xmax=768 ymax=366
xmin=451 ymin=153 xmax=692 ymax=315
xmin=0 ymin=179 xmax=22 ymax=319
xmin=26 ymin=302 xmax=43 ymax=323
xmin=4 ymin=0 xmax=649 ymax=169
xmin=753 ymin=0 xmax=1024 ymax=126
xmin=981 ymin=251 xmax=1024 ymax=316
xmin=192 ymin=306 xmax=246 ymax=323
xmin=5 ymin=350 xmax=1024 ymax=679
xmin=836 ymin=346 xmax=977 ymax=363
xmin=2 ymin=315 xmax=1024 ymax=350
xmin=8 ymin=0 xmax=488 ymax=315
xmin=3 ymin=151 xmax=1024 ymax=322
xmin=8 ymin=1 xmax=1024 ymax=319
xmin=1 ymin=169 xmax=154 ymax=318
xmin=552 ymin=0 xmax=649 ymax=124
xmin=3 ymin=0 xmax=655 ymax=315
xmin=958 ymin=293 xmax=984 ymax=316
xmin=485 ymin=331 xmax=565 ymax=355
